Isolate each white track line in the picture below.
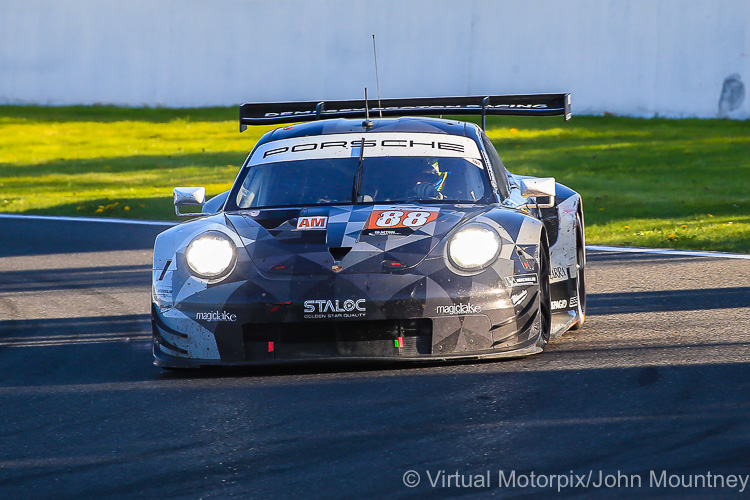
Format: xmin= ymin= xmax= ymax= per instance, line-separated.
xmin=1 ymin=338 xmax=150 ymax=348
xmin=586 ymin=245 xmax=750 ymax=260
xmin=1 ymin=213 xmax=747 ymax=259
xmin=0 ymin=213 xmax=176 ymax=226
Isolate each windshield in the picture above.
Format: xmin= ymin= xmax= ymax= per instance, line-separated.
xmin=231 ymin=156 xmax=493 ymax=209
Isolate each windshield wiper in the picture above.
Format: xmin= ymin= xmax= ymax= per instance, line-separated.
xmin=351 ymin=137 xmax=366 ymax=204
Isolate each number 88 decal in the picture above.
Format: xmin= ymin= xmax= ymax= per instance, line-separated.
xmin=402 ymin=211 xmax=432 ymax=227
xmin=376 ymin=211 xmax=404 ymax=227
xmin=369 ymin=209 xmax=439 ymax=229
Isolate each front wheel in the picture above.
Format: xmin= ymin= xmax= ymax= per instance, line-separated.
xmin=570 ymin=214 xmax=587 ymax=330
xmin=537 ymin=233 xmax=553 ymax=346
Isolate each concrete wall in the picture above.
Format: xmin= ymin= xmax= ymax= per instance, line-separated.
xmin=1 ymin=0 xmax=747 ymax=118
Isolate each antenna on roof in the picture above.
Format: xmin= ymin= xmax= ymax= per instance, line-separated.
xmin=362 ymin=88 xmax=373 ymax=129
xmin=372 ymin=34 xmax=383 ymax=118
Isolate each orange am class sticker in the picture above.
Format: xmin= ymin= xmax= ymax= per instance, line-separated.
xmin=296 ymin=216 xmax=328 ymax=230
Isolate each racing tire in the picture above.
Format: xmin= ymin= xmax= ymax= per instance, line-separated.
xmin=538 ymin=233 xmax=553 ymax=347
xmin=570 ymin=214 xmax=587 ymax=330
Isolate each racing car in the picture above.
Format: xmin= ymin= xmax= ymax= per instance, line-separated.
xmin=151 ymin=94 xmax=585 ymax=368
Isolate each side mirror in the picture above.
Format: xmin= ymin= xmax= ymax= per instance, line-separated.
xmin=519 ymin=178 xmax=556 ymax=209
xmin=174 ymin=187 xmax=206 ymax=217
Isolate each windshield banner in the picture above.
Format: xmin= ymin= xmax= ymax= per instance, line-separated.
xmin=250 ymin=133 xmax=483 ymax=165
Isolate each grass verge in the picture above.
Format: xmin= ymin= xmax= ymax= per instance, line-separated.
xmin=0 ymin=106 xmax=747 ymax=252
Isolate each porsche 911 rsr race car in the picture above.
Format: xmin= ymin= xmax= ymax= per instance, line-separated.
xmin=151 ymin=94 xmax=585 ymax=368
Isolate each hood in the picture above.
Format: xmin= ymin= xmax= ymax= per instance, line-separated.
xmin=226 ymin=204 xmax=489 ymax=275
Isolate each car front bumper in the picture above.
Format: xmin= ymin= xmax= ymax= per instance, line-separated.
xmin=151 ymin=267 xmax=544 ymax=368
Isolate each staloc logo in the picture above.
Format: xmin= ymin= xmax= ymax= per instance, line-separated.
xmin=303 ymin=299 xmax=366 ymax=319
xmin=196 ymin=311 xmax=237 ymax=322
xmin=304 ymin=299 xmax=366 ymax=313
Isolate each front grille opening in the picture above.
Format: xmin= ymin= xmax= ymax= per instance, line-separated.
xmin=243 ymin=319 xmax=432 ymax=360
xmin=540 ymin=208 xmax=559 ymax=246
xmin=328 ymin=246 xmax=351 ymax=261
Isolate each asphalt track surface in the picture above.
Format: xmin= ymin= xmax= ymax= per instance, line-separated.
xmin=1 ymin=217 xmax=749 ymax=499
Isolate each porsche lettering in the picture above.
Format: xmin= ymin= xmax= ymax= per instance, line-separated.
xmin=262 ymin=139 xmax=465 ymax=158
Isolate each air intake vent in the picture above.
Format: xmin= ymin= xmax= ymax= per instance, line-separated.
xmin=243 ymin=319 xmax=433 ymax=360
xmin=329 ymin=246 xmax=352 ymax=261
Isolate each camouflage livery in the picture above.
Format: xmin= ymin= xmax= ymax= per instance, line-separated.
xmin=152 ymin=115 xmax=585 ymax=368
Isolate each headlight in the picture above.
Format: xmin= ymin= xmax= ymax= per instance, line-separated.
xmin=448 ymin=224 xmax=501 ymax=271
xmin=185 ymin=231 xmax=236 ymax=279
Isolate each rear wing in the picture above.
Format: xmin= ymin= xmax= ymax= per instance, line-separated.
xmin=239 ymin=93 xmax=571 ymax=131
